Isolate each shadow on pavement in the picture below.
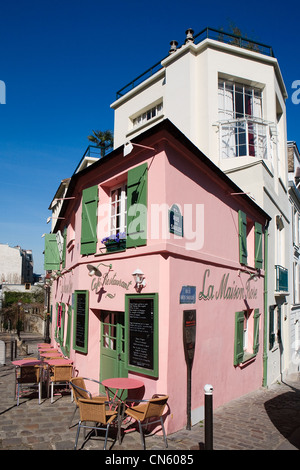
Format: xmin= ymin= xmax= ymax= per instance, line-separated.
xmin=264 ymin=385 xmax=300 ymax=450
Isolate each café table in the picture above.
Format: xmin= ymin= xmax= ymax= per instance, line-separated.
xmin=39 ymin=352 xmax=63 ymax=358
xmin=102 ymin=377 xmax=144 ymax=402
xmin=102 ymin=377 xmax=144 ymax=444
xmin=45 ymin=358 xmax=73 ymax=366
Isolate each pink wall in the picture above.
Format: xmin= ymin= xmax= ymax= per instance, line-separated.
xmin=49 ymin=125 xmax=267 ymax=433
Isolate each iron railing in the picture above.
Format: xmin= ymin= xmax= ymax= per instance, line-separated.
xmin=116 ymin=27 xmax=275 ymax=99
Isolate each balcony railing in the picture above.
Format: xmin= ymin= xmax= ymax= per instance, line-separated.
xmin=116 ymin=27 xmax=275 ymax=99
xmin=275 ymin=265 xmax=288 ymax=292
xmin=72 ymin=144 xmax=113 ymax=175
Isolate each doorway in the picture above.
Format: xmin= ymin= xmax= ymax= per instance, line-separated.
xmin=100 ymin=310 xmax=127 ymax=389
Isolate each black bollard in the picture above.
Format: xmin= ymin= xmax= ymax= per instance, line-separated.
xmin=204 ymin=384 xmax=213 ymax=450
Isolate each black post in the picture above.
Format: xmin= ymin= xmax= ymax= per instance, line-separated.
xmin=204 ymin=384 xmax=213 ymax=450
xmin=186 ymin=362 xmax=192 ymax=430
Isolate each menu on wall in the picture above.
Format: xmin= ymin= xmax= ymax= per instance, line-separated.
xmin=128 ymin=298 xmax=154 ymax=371
xmin=75 ymin=292 xmax=87 ymax=350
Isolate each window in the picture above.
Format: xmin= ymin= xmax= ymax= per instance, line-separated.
xmin=132 ymin=102 xmax=163 ymax=129
xmin=269 ymin=305 xmax=282 ymax=350
xmin=110 ymin=184 xmax=127 ymax=236
xmin=238 ymin=210 xmax=263 ymax=268
xmin=218 ymin=79 xmax=271 ymax=160
xmin=234 ymin=309 xmax=260 ymax=365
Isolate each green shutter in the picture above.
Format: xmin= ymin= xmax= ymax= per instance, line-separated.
xmin=44 ymin=234 xmax=60 ymax=270
xmin=81 ymin=185 xmax=98 ymax=255
xmin=253 ymin=309 xmax=260 ymax=355
xmin=238 ymin=210 xmax=248 ymax=265
xmin=127 ymin=163 xmax=148 ymax=248
xmin=254 ymin=222 xmax=263 ymax=269
xmin=62 ymin=227 xmax=67 ymax=268
xmin=65 ymin=304 xmax=72 ymax=356
xmin=234 ymin=311 xmax=244 ymax=366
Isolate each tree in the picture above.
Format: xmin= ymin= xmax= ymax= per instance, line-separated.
xmin=87 ymin=129 xmax=113 ymax=156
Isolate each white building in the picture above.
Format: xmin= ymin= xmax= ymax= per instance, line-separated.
xmin=288 ymin=141 xmax=300 ymax=374
xmin=0 ymin=244 xmax=33 ymax=285
xmin=111 ymin=27 xmax=291 ymax=385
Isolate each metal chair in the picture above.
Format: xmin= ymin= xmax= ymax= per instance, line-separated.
xmin=48 ymin=364 xmax=73 ymax=403
xmin=16 ymin=365 xmax=42 ymax=406
xmin=124 ymin=394 xmax=169 ymax=449
xmin=69 ymin=377 xmax=106 ymax=428
xmin=74 ymin=397 xmax=118 ymax=450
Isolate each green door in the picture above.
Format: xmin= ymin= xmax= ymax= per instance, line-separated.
xmin=100 ymin=311 xmax=127 ymax=395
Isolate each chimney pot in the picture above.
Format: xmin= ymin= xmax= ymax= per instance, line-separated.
xmin=185 ymin=28 xmax=194 ymax=44
xmin=169 ymin=40 xmax=178 ymax=54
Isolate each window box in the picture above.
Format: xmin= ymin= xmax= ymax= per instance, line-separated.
xmin=101 ymin=233 xmax=126 ymax=253
xmin=105 ymin=240 xmax=126 ymax=252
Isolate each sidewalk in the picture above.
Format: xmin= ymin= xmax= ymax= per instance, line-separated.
xmin=0 ymin=334 xmax=300 ymax=452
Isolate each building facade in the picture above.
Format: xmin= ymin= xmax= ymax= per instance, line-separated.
xmin=111 ymin=27 xmax=291 ymax=386
xmin=0 ymin=243 xmax=33 ymax=285
xmin=288 ymin=141 xmax=300 ymax=374
xmin=45 ymin=120 xmax=270 ymax=433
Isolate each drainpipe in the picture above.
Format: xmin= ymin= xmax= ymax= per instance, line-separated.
xmin=263 ymin=222 xmax=269 ymax=387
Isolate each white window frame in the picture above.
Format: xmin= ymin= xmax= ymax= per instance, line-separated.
xmin=132 ymin=102 xmax=163 ymax=129
xmin=218 ymin=79 xmax=273 ymax=161
xmin=109 ymin=183 xmax=127 ymax=236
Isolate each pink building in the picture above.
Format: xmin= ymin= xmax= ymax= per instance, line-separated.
xmin=45 ymin=120 xmax=270 ymax=434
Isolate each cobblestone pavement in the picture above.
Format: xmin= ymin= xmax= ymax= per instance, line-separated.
xmin=1 ymin=334 xmax=300 ymax=454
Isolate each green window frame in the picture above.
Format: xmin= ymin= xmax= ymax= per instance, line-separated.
xmin=125 ymin=293 xmax=158 ymax=377
xmin=73 ymin=290 xmax=89 ymax=354
xmin=126 ymin=163 xmax=148 ymax=248
xmin=62 ymin=227 xmax=67 ymax=268
xmin=58 ymin=303 xmax=65 ymax=345
xmin=81 ymin=185 xmax=98 ymax=255
xmin=63 ymin=304 xmax=72 ymax=357
xmin=234 ymin=309 xmax=260 ymax=366
xmin=44 ymin=234 xmax=60 ymax=270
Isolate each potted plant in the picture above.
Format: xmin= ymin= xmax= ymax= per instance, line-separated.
xmin=101 ymin=232 xmax=126 ymax=252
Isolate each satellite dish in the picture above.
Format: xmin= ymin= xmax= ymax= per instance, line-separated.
xmin=87 ymin=264 xmax=102 ymax=277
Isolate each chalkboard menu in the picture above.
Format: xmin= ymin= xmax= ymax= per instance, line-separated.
xmin=126 ymin=294 xmax=158 ymax=377
xmin=74 ymin=290 xmax=88 ymax=353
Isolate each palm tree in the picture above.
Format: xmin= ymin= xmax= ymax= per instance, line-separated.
xmin=87 ymin=129 xmax=113 ymax=156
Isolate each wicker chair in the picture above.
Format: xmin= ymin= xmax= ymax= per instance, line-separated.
xmin=48 ymin=364 xmax=74 ymax=403
xmin=69 ymin=377 xmax=106 ymax=428
xmin=16 ymin=365 xmax=42 ymax=406
xmin=124 ymin=394 xmax=169 ymax=450
xmin=74 ymin=397 xmax=118 ymax=450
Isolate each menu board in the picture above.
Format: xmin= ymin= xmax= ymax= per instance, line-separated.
xmin=74 ymin=291 xmax=88 ymax=352
xmin=128 ymin=297 xmax=155 ymax=372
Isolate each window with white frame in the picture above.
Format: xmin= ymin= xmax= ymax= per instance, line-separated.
xmin=109 ymin=184 xmax=127 ymax=236
xmin=132 ymin=102 xmax=163 ymax=129
xmin=218 ymin=79 xmax=272 ymax=160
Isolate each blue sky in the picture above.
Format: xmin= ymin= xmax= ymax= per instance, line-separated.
xmin=1 ymin=0 xmax=299 ymax=274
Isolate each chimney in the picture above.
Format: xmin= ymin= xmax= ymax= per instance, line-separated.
xmin=169 ymin=40 xmax=178 ymax=54
xmin=185 ymin=28 xmax=194 ymax=44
